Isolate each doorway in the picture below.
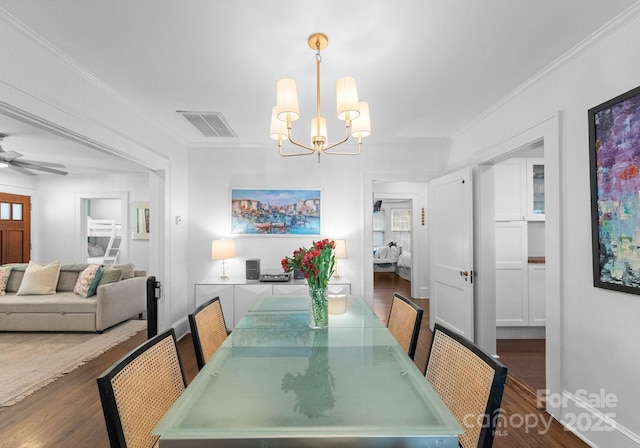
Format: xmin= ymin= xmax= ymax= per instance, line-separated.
xmin=490 ymin=142 xmax=546 ymax=393
xmin=75 ymin=191 xmax=128 ymax=264
xmin=372 ymin=195 xmax=413 ymax=320
xmin=365 ymin=181 xmax=428 ymax=306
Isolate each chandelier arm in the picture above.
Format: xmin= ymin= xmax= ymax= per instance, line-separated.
xmin=279 ymin=147 xmax=316 ymax=157
xmin=286 ymin=127 xmax=315 ymax=153
xmin=321 ymin=122 xmax=352 ymax=153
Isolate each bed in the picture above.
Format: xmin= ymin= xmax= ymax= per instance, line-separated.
xmin=373 ymin=244 xmax=402 ymax=273
xmin=87 ymin=218 xmax=122 ymax=264
xmin=396 ymin=251 xmax=412 ymax=281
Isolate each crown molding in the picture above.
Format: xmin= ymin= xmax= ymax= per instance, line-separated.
xmin=453 ymin=2 xmax=640 ymax=140
xmin=0 ymin=7 xmax=186 ymax=145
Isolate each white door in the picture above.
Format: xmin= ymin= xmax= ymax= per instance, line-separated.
xmin=429 ymin=167 xmax=474 ymax=340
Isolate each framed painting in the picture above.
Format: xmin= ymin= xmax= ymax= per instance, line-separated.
xmin=231 ymin=188 xmax=321 ymax=235
xmin=589 ymin=85 xmax=640 ymax=294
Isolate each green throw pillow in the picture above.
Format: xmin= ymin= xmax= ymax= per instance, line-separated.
xmin=86 ymin=266 xmax=104 ymax=298
xmin=99 ymin=268 xmax=122 ymax=286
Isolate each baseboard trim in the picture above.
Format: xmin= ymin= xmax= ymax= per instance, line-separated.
xmin=558 ymin=388 xmax=640 ymax=447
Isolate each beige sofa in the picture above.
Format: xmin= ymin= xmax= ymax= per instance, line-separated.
xmin=0 ymin=263 xmax=147 ymax=333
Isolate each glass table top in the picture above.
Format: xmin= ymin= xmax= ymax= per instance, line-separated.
xmin=154 ymin=295 xmax=462 ymax=447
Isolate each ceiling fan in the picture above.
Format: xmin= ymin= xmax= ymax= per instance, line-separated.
xmin=0 ymin=133 xmax=68 ymax=176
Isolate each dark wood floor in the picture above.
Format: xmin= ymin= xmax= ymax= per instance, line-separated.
xmin=496 ymin=338 xmax=546 ymax=392
xmin=0 ymin=277 xmax=589 ymax=447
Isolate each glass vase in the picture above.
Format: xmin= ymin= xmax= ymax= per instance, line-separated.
xmin=308 ymin=286 xmax=329 ymax=329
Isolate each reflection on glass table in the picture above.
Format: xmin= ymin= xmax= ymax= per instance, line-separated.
xmin=153 ymin=295 xmax=462 ymax=447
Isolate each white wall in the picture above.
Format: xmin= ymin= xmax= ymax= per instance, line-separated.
xmin=32 ymin=174 xmax=150 ymax=270
xmin=448 ymin=7 xmax=640 ymax=447
xmin=187 ymin=142 xmax=445 ymax=313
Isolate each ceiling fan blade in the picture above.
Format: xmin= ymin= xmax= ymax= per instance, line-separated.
xmin=8 ymin=165 xmax=36 ymax=176
xmin=18 ymin=159 xmax=67 ymax=168
xmin=0 ymin=146 xmax=23 ymax=160
xmin=12 ymin=160 xmax=68 ymax=175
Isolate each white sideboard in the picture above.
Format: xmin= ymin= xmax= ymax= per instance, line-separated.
xmin=194 ymin=277 xmax=351 ymax=330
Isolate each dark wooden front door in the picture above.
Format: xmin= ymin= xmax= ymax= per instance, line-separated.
xmin=0 ymin=192 xmax=31 ymax=264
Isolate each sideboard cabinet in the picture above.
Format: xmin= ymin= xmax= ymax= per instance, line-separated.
xmin=194 ymin=277 xmax=351 ymax=330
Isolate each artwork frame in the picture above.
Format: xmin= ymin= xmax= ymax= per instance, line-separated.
xmin=131 ymin=201 xmax=150 ymax=240
xmin=589 ymin=85 xmax=640 ymax=294
xmin=230 ymin=188 xmax=322 ymax=236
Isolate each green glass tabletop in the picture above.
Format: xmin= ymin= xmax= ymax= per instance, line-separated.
xmin=154 ymin=295 xmax=462 ymax=447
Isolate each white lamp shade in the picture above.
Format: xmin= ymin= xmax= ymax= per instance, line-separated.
xmin=310 ymin=116 xmax=327 ymax=142
xmin=334 ymin=239 xmax=347 ymax=258
xmin=270 ymin=106 xmax=287 ymax=140
xmin=211 ymin=239 xmax=236 ymax=260
xmin=276 ymin=78 xmax=300 ymax=122
xmin=351 ymin=101 xmax=371 ymax=138
xmin=336 ymin=76 xmax=360 ymax=121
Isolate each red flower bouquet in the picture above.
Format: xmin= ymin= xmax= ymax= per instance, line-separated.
xmin=281 ymin=239 xmax=336 ymax=289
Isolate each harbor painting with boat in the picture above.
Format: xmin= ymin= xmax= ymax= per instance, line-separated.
xmin=231 ymin=189 xmax=321 ymax=235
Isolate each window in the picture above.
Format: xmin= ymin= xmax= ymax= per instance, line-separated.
xmin=391 ymin=209 xmax=410 ymax=249
xmin=372 ymin=210 xmax=385 ymax=247
xmin=0 ymin=202 xmax=22 ymax=221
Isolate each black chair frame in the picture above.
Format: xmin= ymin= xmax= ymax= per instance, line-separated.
xmin=427 ymin=323 xmax=508 ymax=448
xmin=389 ymin=292 xmax=423 ymax=360
xmin=188 ymin=296 xmax=227 ymax=370
xmin=96 ymin=328 xmax=186 ymax=448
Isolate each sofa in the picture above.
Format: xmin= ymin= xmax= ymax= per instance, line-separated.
xmin=0 ymin=262 xmax=147 ymax=333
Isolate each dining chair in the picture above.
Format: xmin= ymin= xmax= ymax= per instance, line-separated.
xmin=188 ymin=296 xmax=228 ymax=370
xmin=387 ymin=292 xmax=423 ymax=359
xmin=96 ymin=328 xmax=186 ymax=448
xmin=425 ymin=323 xmax=508 ymax=448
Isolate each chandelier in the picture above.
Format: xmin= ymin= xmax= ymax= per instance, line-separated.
xmin=270 ymin=33 xmax=370 ymax=162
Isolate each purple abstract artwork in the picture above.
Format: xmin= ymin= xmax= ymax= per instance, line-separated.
xmin=591 ymin=86 xmax=640 ymax=292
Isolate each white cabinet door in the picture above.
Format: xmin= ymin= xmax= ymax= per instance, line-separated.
xmin=494 ymin=158 xmax=527 ymax=221
xmin=495 ymin=221 xmax=528 ymax=326
xmin=528 ymin=264 xmax=546 ymax=326
xmin=526 ymin=158 xmax=545 ymax=221
xmin=273 ymin=283 xmax=310 ymax=296
xmin=194 ymin=284 xmax=234 ymax=330
xmin=234 ymin=284 xmax=273 ymax=327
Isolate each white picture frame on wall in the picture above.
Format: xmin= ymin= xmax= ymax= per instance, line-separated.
xmin=131 ymin=201 xmax=150 ymax=240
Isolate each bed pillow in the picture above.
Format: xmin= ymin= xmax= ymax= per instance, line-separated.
xmin=99 ymin=267 xmax=122 ymax=286
xmin=0 ymin=266 xmax=12 ymax=296
xmin=16 ymin=261 xmax=61 ymax=295
xmin=74 ymin=264 xmax=103 ymax=298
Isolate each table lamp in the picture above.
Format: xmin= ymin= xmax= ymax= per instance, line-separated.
xmin=333 ymin=239 xmax=347 ymax=279
xmin=211 ymin=239 xmax=236 ymax=279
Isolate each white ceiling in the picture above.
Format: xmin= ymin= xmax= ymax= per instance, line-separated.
xmin=0 ymin=0 xmax=637 ymax=175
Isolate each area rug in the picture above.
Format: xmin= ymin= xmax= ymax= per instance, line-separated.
xmin=0 ymin=320 xmax=147 ymax=407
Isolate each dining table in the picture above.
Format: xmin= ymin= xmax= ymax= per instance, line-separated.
xmin=153 ymin=295 xmax=463 ymax=447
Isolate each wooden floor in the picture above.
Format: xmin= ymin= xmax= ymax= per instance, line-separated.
xmin=0 ymin=276 xmax=589 ymax=447
xmin=496 ymin=338 xmax=546 ymax=392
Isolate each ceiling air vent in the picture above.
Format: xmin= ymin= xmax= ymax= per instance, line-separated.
xmin=178 ymin=111 xmax=238 ymax=138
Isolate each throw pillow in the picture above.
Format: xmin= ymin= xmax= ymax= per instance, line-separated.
xmin=73 ymin=264 xmax=102 ymax=298
xmin=99 ymin=268 xmax=122 ymax=286
xmin=86 ymin=265 xmax=104 ymax=298
xmin=16 ymin=261 xmax=61 ymax=296
xmin=110 ymin=263 xmax=135 ymax=279
xmin=0 ymin=266 xmax=12 ymax=296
